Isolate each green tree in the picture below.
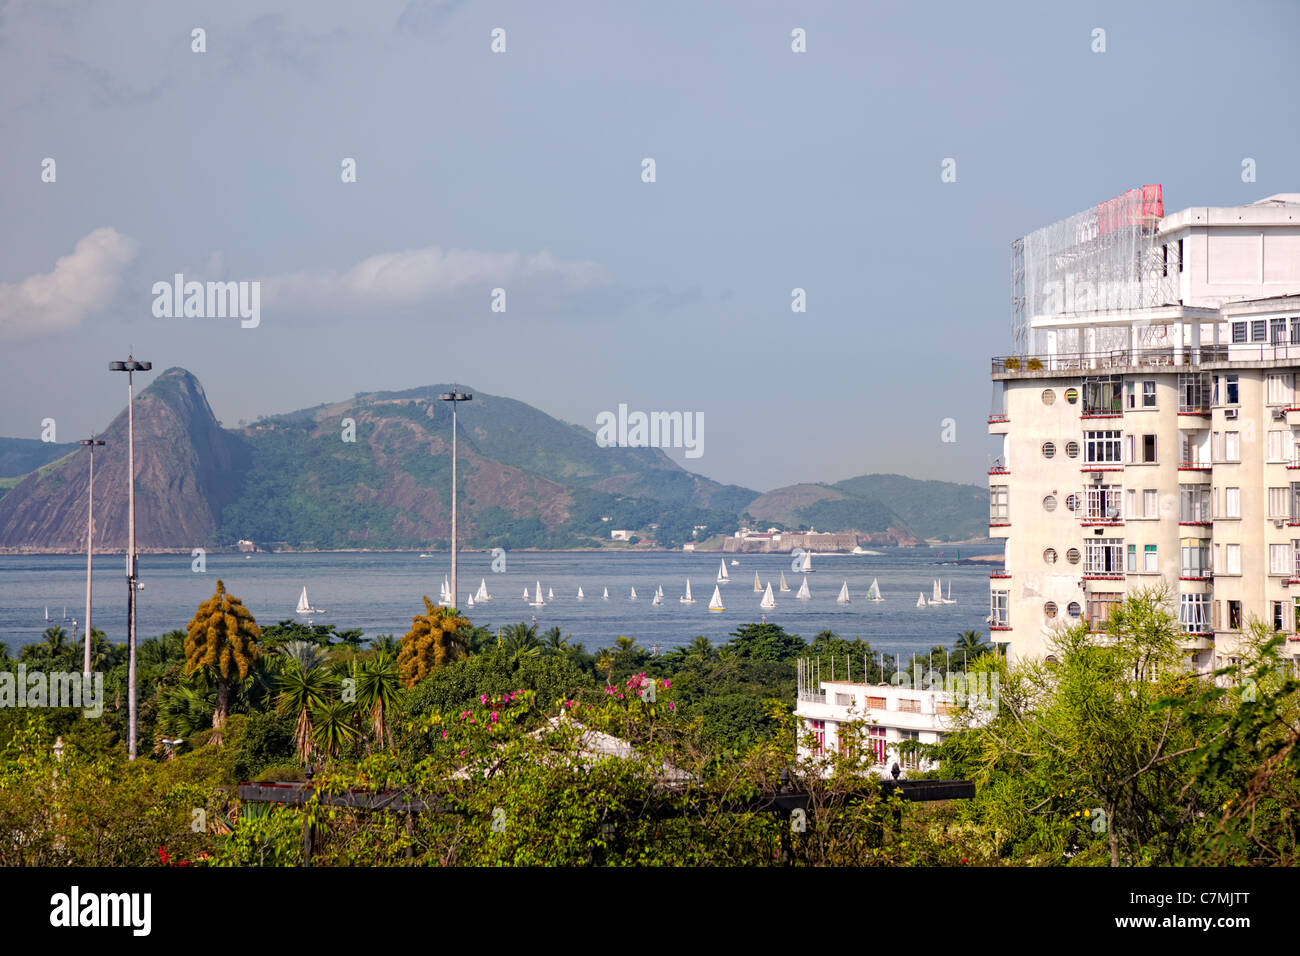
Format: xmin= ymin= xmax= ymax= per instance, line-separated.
xmin=275 ymin=662 xmax=334 ymax=761
xmin=354 ymin=652 xmax=403 ymax=750
xmin=397 ymin=599 xmax=472 ymax=687
xmin=183 ymin=580 xmax=260 ymax=745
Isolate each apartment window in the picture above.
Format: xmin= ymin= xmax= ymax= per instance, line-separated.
xmin=1181 ymin=539 xmax=1210 ymax=577
xmin=1228 ymin=601 xmax=1243 ymax=630
xmin=1274 ymin=601 xmax=1286 ymax=633
xmin=1225 ymin=375 xmax=1239 ymax=404
xmin=1231 ymin=322 xmax=1247 ymax=344
xmin=1043 ymin=494 xmax=1058 ymax=512
xmin=1224 ymin=543 xmax=1242 ymax=575
xmin=1044 ymin=601 xmax=1058 ymax=619
xmin=1179 ymin=372 xmax=1210 ymax=412
xmin=1267 ymin=373 xmax=1294 ymax=406
xmin=1144 ymin=544 xmax=1158 ymax=572
xmin=1162 ymin=244 xmax=1168 ymax=277
xmin=1180 ymin=486 xmax=1211 ymax=523
xmin=1270 ymin=544 xmax=1292 ymax=576
xmin=1086 ymin=430 xmax=1123 ymax=463
xmin=898 ymin=698 xmax=921 ymax=714
xmin=1086 ymin=592 xmax=1122 ymax=627
xmin=1224 ymin=487 xmax=1241 ymax=518
xmin=1085 ymin=538 xmax=1124 ymax=575
xmin=1065 ymin=440 xmax=1080 ymax=458
xmin=1180 ymin=593 xmax=1211 ymax=634
xmin=1067 ymin=601 xmax=1081 ymax=618
xmin=1268 ymin=430 xmax=1290 ymax=462
xmin=990 ymin=590 xmax=1009 ymax=627
xmin=1123 ymin=380 xmax=1157 ymax=409
xmin=1066 ymin=547 xmax=1081 ymax=564
xmin=1085 ymin=485 xmax=1121 ymax=521
xmin=1041 ymin=388 xmax=1056 ymax=405
xmin=865 ymin=696 xmax=886 ymax=710
xmin=1291 ymin=482 xmax=1300 ymax=519
xmin=1271 ymin=317 xmax=1288 ymax=344
xmin=1292 ymin=317 xmax=1300 ymax=346
xmin=809 ymin=719 xmax=825 ymax=754
xmin=868 ymin=726 xmax=886 ymax=764
xmin=1125 ymin=488 xmax=1136 ymax=518
xmin=1140 ymin=434 xmax=1158 ymax=463
xmin=1178 ymin=238 xmax=1184 ymax=272
xmin=1083 ymin=376 xmax=1122 ymax=415
xmin=1043 ymin=547 xmax=1058 ymax=564
xmin=1065 ymin=493 xmax=1080 ymax=512
xmin=1065 ymin=388 xmax=1079 ymax=404
xmin=1252 ymin=320 xmax=1268 ymax=342
xmin=1269 ymin=487 xmax=1290 ymax=518
xmin=1144 ymin=489 xmax=1158 ymax=516
xmin=834 ymin=692 xmax=855 ymax=706
xmin=1126 ymin=544 xmax=1136 ymax=572
xmin=990 ymin=485 xmax=1009 ymax=521
xmin=1043 ymin=441 xmax=1057 ymax=459
xmin=1225 ymin=431 xmax=1240 ymax=461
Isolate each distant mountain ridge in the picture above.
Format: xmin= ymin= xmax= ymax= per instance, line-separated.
xmin=0 ymin=370 xmax=988 ymax=550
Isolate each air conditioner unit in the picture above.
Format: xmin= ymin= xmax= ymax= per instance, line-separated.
xmin=1225 ymin=409 xmax=1239 ymax=420
xmin=1274 ymin=408 xmax=1288 ymax=421
xmin=1275 ymin=519 xmax=1286 ymax=528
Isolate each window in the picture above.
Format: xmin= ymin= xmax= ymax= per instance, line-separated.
xmin=1085 ymin=485 xmax=1122 ymax=521
xmin=1141 ymin=434 xmax=1158 ymax=463
xmin=865 ymin=696 xmax=886 ymax=710
xmin=1086 ymin=592 xmax=1122 ymax=627
xmin=1041 ymin=389 xmax=1056 ymax=405
xmin=1067 ymin=601 xmax=1081 ymax=618
xmin=990 ymin=485 xmax=1009 ymax=521
xmin=1180 ymin=593 xmax=1211 ymax=634
xmin=1270 ymin=544 xmax=1292 ymax=576
xmin=1179 ymin=372 xmax=1210 ymax=412
xmin=1268 ymin=373 xmax=1294 ymax=406
xmin=1228 ymin=601 xmax=1242 ymax=630
xmin=1225 ymin=375 xmax=1239 ymax=404
xmin=990 ymin=590 xmax=1009 ymax=627
xmin=1269 ymin=430 xmax=1289 ymax=461
xmin=1181 ymin=539 xmax=1210 ymax=577
xmin=1085 ymin=538 xmax=1124 ymax=574
xmin=1065 ymin=440 xmax=1080 ymax=458
xmin=1269 ymin=487 xmax=1290 ymax=518
xmin=868 ymin=726 xmax=886 ymax=763
xmin=1126 ymin=543 xmax=1136 ymax=572
xmin=1043 ymin=494 xmax=1058 ymax=512
xmin=1291 ymin=482 xmax=1300 ymax=520
xmin=1225 ymin=431 xmax=1240 ymax=461
xmin=1065 ymin=493 xmax=1080 ymax=512
xmin=1043 ymin=547 xmax=1058 ymax=564
xmin=1178 ymin=238 xmax=1184 ymax=272
xmin=1144 ymin=544 xmax=1158 ymax=572
xmin=1232 ymin=322 xmax=1247 ymax=344
xmin=1042 ymin=441 xmax=1057 ymax=459
xmin=1044 ymin=601 xmax=1058 ymax=619
xmin=898 ymin=698 xmax=921 ymax=714
xmin=1224 ymin=487 xmax=1241 ymax=518
xmin=1066 ymin=547 xmax=1081 ymax=564
xmin=1065 ymin=388 xmax=1079 ymax=404
xmin=1144 ymin=489 xmax=1159 ymax=516
xmin=1180 ymin=486 xmax=1211 ymax=523
xmin=1272 ymin=317 xmax=1288 ymax=344
xmin=1274 ymin=601 xmax=1286 ymax=633
xmin=1292 ymin=317 xmax=1300 ymax=346
xmin=1085 ymin=430 xmax=1122 ymax=463
xmin=1125 ymin=488 xmax=1136 ymax=518
xmin=1083 ymin=376 xmax=1122 ymax=415
xmin=1252 ymin=320 xmax=1268 ymax=342
xmin=1143 ymin=381 xmax=1157 ymax=407
xmin=834 ymin=692 xmax=855 ymax=706
xmin=809 ymin=719 xmax=825 ymax=754
xmin=1224 ymin=543 xmax=1242 ymax=575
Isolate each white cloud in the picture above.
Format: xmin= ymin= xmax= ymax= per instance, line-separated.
xmin=0 ymin=227 xmax=138 ymax=342
xmin=259 ymin=245 xmax=611 ymax=311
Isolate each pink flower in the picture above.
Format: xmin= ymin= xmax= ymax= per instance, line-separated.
xmin=662 ymin=680 xmax=671 ymax=690
xmin=480 ymin=694 xmax=489 ymax=705
xmin=460 ymin=750 xmax=466 ymax=757
xmin=668 ymin=702 xmax=675 ymax=711
xmin=441 ymin=730 xmax=448 ymax=739
xmin=617 ymin=694 xmax=624 ymax=700
xmin=490 ymin=711 xmax=499 ymax=723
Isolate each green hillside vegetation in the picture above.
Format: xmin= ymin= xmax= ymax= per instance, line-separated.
xmin=0 ymin=437 xmax=76 ymax=478
xmin=831 ymin=474 xmax=988 ymax=541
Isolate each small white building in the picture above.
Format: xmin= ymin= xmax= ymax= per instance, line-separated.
xmin=610 ymin=529 xmax=632 ymax=541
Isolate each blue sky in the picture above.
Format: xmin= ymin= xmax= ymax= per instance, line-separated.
xmin=1 ymin=0 xmax=1296 ymax=492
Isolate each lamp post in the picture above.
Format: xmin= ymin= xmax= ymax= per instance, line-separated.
xmin=110 ymin=355 xmax=151 ymax=760
xmin=78 ymin=435 xmax=105 ymax=677
xmin=437 ymin=390 xmax=471 ymax=607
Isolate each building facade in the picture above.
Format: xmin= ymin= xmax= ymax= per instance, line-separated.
xmin=989 ymin=189 xmax=1300 ymax=672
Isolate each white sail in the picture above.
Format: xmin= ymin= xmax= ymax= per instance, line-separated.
xmin=523 ymin=587 xmax=530 ymax=600
xmin=933 ymin=579 xmax=944 ymax=604
xmin=760 ymin=582 xmax=776 ymax=609
xmin=779 ymin=571 xmax=790 ymax=592
xmin=917 ymin=593 xmax=927 ymax=608
xmin=44 ymin=606 xmax=50 ymax=621
xmin=837 ymin=581 xmax=850 ymax=605
xmin=867 ymin=578 xmax=884 ymax=602
xmin=680 ymin=579 xmax=695 ymax=603
xmin=577 ymin=587 xmax=585 ymax=600
xmin=602 ymin=587 xmax=609 ymax=600
xmin=718 ymin=560 xmax=729 ymax=582
xmin=476 ymin=578 xmax=491 ymax=601
xmin=466 ymin=593 xmax=475 ymax=607
xmin=652 ymin=588 xmax=664 ymax=606
xmin=797 ymin=576 xmax=811 ymax=600
xmin=801 ymin=551 xmax=813 ymax=572
xmin=296 ymin=587 xmax=311 ymax=614
xmin=946 ymin=580 xmax=955 ymax=604
xmin=754 ymin=571 xmax=762 ymax=593
xmin=529 ymin=581 xmax=546 ymax=607
xmin=708 ymin=585 xmax=725 ymax=611
xmin=630 ymin=586 xmax=638 ymax=600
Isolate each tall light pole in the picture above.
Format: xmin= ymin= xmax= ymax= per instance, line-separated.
xmin=78 ymin=435 xmax=105 ymax=677
xmin=110 ymin=356 xmax=151 ymax=760
xmin=438 ymin=390 xmax=471 ymax=607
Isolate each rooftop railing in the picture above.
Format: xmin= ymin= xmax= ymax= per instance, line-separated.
xmin=993 ymin=346 xmax=1229 ymax=375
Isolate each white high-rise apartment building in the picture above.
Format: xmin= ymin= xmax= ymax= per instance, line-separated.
xmin=989 ymin=188 xmax=1300 ymax=672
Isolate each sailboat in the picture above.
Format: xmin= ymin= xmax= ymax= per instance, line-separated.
xmin=577 ymin=587 xmax=585 ymax=600
xmin=917 ymin=593 xmax=928 ymax=608
xmin=652 ymin=587 xmax=664 ymax=606
xmin=760 ymin=582 xmax=776 ymax=609
xmin=296 ymin=587 xmax=323 ymax=615
xmin=44 ymin=606 xmax=50 ymax=622
xmin=932 ymin=579 xmax=955 ymax=605
xmin=717 ymin=560 xmax=730 ymax=583
xmin=629 ymin=586 xmax=638 ymax=601
xmin=439 ymin=575 xmax=453 ymax=606
xmin=476 ymin=579 xmax=492 ymax=602
xmin=946 ymin=580 xmax=956 ymax=604
xmin=523 ymin=587 xmax=530 ymax=600
xmin=796 ymin=576 xmax=811 ymax=600
xmin=529 ymin=581 xmax=546 ymax=607
xmin=547 ymin=587 xmax=555 ymax=600
xmin=866 ymin=578 xmax=884 ymax=602
xmin=837 ymin=581 xmax=850 ymax=605
xmin=602 ymin=587 xmax=609 ymax=600
xmin=708 ymin=585 xmax=725 ymax=611
xmin=800 ymin=550 xmax=813 ymax=573
xmin=779 ymin=572 xmax=790 ymax=592
xmin=753 ymin=571 xmax=762 ymax=593
xmin=466 ymin=593 xmax=475 ymax=608
xmin=680 ymin=579 xmax=695 ymax=604
xmin=730 ymin=559 xmax=739 ymax=566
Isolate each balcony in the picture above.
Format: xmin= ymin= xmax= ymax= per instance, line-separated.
xmin=988 ymin=457 xmax=1009 ymax=476
xmin=992 ymin=346 xmax=1228 ymax=376
xmin=989 ymin=569 xmax=1011 ymax=579
xmin=987 ymin=413 xmax=1009 ymax=424
xmin=1178 ymin=457 xmax=1212 ymax=472
xmin=1178 ymin=405 xmax=1211 ymax=417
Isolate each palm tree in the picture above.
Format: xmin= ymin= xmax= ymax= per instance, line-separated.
xmin=279 ymin=640 xmax=328 ymax=673
xmin=275 ymin=661 xmax=334 ymax=761
xmin=183 ymin=580 xmax=261 ymax=745
xmin=953 ymin=629 xmax=991 ymax=665
xmin=310 ymin=699 xmax=359 ymax=759
xmin=502 ymin=622 xmax=542 ymax=663
xmin=686 ymin=635 xmax=714 ymax=661
xmin=542 ymin=626 xmax=569 ymax=653
xmin=370 ymin=634 xmax=401 ymax=655
xmin=397 ymin=598 xmax=471 ymax=687
xmin=0 ymin=641 xmax=8 ymax=662
xmin=28 ymin=626 xmax=69 ymax=664
xmin=355 ymin=652 xmax=403 ymax=750
xmin=76 ymin=629 xmax=114 ymax=673
xmin=155 ymin=684 xmax=215 ymax=742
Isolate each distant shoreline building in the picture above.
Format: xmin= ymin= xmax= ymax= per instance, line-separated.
xmin=989 ymin=188 xmax=1300 ymax=672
